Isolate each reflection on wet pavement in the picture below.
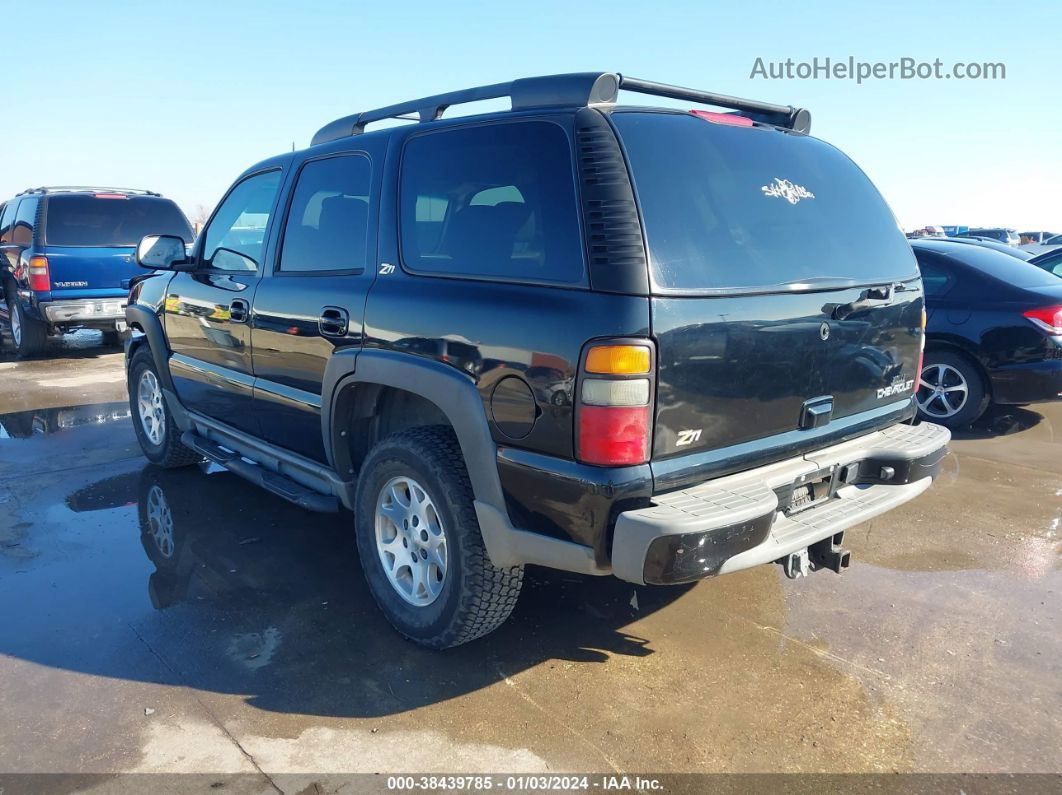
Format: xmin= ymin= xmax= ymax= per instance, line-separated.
xmin=0 ymin=327 xmax=122 ymax=360
xmin=954 ymin=404 xmax=1047 ymax=439
xmin=0 ymin=401 xmax=130 ymax=439
xmin=0 ymin=362 xmax=1059 ymax=774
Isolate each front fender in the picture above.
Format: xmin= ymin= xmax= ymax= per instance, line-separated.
xmin=125 ymin=302 xmax=175 ymax=394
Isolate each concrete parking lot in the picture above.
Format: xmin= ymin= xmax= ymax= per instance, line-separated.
xmin=0 ymin=334 xmax=1059 ymax=785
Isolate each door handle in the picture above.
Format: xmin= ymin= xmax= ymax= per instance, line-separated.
xmin=319 ymin=306 xmax=349 ymax=337
xmin=229 ymin=299 xmax=250 ymax=323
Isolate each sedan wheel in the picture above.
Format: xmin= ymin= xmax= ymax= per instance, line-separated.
xmin=916 ymin=363 xmax=968 ymax=419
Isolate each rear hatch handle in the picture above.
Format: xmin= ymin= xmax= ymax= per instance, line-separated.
xmin=826 ymin=283 xmax=908 ymax=320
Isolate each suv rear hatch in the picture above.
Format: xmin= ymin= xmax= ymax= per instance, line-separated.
xmin=41 ymin=194 xmax=192 ymax=298
xmin=612 ymin=111 xmax=923 ymax=486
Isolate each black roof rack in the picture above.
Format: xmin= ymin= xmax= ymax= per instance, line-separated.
xmin=16 ymin=186 xmax=162 ymax=197
xmin=311 ymin=72 xmax=811 ymax=146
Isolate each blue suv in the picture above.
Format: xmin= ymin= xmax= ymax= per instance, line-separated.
xmin=0 ymin=187 xmax=193 ymax=357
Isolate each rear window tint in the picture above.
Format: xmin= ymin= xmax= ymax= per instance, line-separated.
xmin=399 ymin=121 xmax=585 ymax=285
xmin=935 ymin=244 xmax=1062 ymax=288
xmin=44 ymin=195 xmax=193 ymax=247
xmin=612 ymin=112 xmax=918 ymax=292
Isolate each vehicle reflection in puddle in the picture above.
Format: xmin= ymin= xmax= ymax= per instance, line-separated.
xmin=66 ymin=471 xmax=140 ymax=512
xmin=77 ymin=463 xmax=692 ymax=715
xmin=0 ymin=401 xmax=130 ymax=439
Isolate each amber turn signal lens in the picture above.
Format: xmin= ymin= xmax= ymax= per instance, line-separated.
xmin=585 ymin=345 xmax=651 ymax=375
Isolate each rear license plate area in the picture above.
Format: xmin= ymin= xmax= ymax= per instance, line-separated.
xmin=777 ymin=467 xmax=839 ymax=516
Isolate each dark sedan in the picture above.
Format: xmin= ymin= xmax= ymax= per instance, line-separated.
xmin=911 ymin=239 xmax=1062 ymax=427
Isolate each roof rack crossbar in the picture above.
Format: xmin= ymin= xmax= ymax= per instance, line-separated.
xmin=311 ymin=73 xmax=621 ymax=146
xmin=17 ymin=186 xmax=161 ymax=197
xmin=310 ymin=71 xmax=810 ymax=146
xmin=617 ymin=75 xmax=809 ymax=132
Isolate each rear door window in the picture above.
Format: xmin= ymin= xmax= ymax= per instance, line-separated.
xmin=43 ymin=195 xmax=192 ymax=247
xmin=399 ymin=121 xmax=585 ymax=285
xmin=279 ymin=154 xmax=372 ymax=273
xmin=612 ymin=111 xmax=918 ymax=293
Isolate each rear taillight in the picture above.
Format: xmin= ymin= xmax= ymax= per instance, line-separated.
xmin=1023 ymin=305 xmax=1062 ymax=335
xmin=27 ymin=256 xmax=50 ymax=292
xmin=576 ymin=342 xmax=653 ymax=466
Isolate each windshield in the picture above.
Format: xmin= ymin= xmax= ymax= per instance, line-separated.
xmin=44 ymin=195 xmax=193 ymax=247
xmin=612 ymin=111 xmax=918 ymax=293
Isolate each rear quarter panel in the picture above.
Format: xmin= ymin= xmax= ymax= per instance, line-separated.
xmin=363 ymin=275 xmax=650 ymax=459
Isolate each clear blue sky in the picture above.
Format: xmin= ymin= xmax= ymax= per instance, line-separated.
xmin=5 ymin=0 xmax=1060 ymax=230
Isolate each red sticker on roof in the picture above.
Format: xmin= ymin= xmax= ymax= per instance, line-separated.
xmin=689 ymin=110 xmax=754 ymax=127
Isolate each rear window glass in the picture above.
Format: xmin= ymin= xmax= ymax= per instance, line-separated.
xmin=937 ymin=244 xmax=1062 ymax=288
xmin=612 ymin=111 xmax=918 ymax=292
xmin=399 ymin=121 xmax=585 ymax=285
xmin=44 ymin=195 xmax=193 ymax=247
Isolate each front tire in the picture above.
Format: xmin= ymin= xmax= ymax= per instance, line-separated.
xmin=916 ymin=351 xmax=990 ymax=428
xmin=354 ymin=426 xmax=523 ymax=648
xmin=128 ymin=348 xmax=202 ymax=468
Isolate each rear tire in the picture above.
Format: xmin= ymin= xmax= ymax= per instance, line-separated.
xmin=128 ymin=348 xmax=202 ymax=468
xmin=8 ymin=294 xmax=48 ymax=359
xmin=103 ymin=329 xmax=130 ymax=347
xmin=916 ymin=350 xmax=989 ymax=428
xmin=354 ymin=425 xmax=523 ymax=648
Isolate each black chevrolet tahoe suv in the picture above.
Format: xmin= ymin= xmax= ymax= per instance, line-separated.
xmin=124 ymin=73 xmax=949 ymax=648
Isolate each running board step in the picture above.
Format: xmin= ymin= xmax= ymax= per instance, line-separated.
xmin=183 ymin=433 xmax=238 ymax=463
xmin=181 ymin=431 xmax=339 ymax=513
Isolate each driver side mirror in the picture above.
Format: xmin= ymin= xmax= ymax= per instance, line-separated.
xmin=136 ymin=235 xmax=190 ymax=271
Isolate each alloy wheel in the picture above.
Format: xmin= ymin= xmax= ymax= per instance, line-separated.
xmin=374 ymin=476 xmax=448 ymax=606
xmin=916 ymin=363 xmax=969 ymax=419
xmin=10 ymin=304 xmax=21 ymax=347
xmin=137 ymin=370 xmax=166 ymax=446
